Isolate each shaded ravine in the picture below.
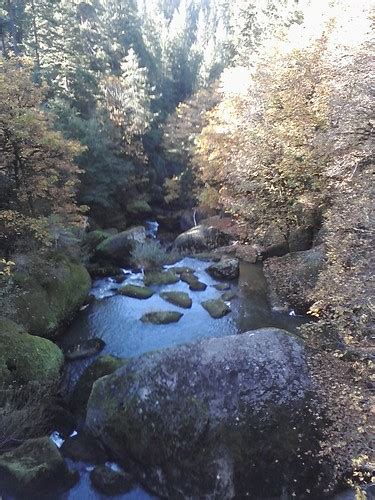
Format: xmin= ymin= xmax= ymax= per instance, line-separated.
xmin=55 ymin=257 xmax=307 ymax=499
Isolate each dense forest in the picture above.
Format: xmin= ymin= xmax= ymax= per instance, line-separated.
xmin=0 ymin=0 xmax=373 ymax=499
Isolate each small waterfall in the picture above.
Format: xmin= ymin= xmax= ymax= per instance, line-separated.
xmin=193 ymin=208 xmax=197 ymax=227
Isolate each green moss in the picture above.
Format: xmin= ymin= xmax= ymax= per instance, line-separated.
xmin=118 ymin=284 xmax=154 ymax=299
xmin=70 ymin=355 xmax=128 ymax=417
xmin=10 ymin=253 xmax=91 ymax=338
xmin=0 ymin=317 xmax=64 ymax=388
xmin=126 ymin=200 xmax=152 ymax=215
xmin=201 ymin=299 xmax=231 ymax=319
xmin=143 ymin=270 xmax=179 ymax=286
xmin=160 ymin=291 xmax=192 ymax=309
xmin=140 ymin=311 xmax=183 ymax=324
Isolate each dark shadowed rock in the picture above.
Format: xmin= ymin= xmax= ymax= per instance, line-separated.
xmin=160 ymin=291 xmax=192 ymax=309
xmin=61 ymin=432 xmax=108 ymax=464
xmin=0 ymin=437 xmax=78 ymax=498
xmin=90 ymin=465 xmax=134 ymax=495
xmin=264 ymin=245 xmax=325 ymax=314
xmin=201 ymin=299 xmax=231 ymax=318
xmin=189 ymin=279 xmax=207 ymax=291
xmin=86 ymin=329 xmax=334 ymax=499
xmin=174 ymin=225 xmax=230 ymax=253
xmin=207 ymin=257 xmax=240 ymax=280
xmin=140 ymin=311 xmax=183 ymax=324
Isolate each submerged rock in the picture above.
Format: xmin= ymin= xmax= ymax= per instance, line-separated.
xmin=70 ymin=355 xmax=128 ymax=418
xmin=0 ymin=437 xmax=77 ymax=498
xmin=95 ymin=226 xmax=146 ymax=266
xmin=213 ymin=283 xmax=231 ymax=291
xmin=64 ymin=338 xmax=105 ymax=361
xmin=140 ymin=311 xmax=183 ymax=324
xmin=201 ymin=299 xmax=231 ymax=319
xmin=86 ymin=329 xmax=334 ymax=499
xmin=0 ymin=318 xmax=63 ymax=388
xmin=143 ymin=270 xmax=179 ymax=286
xmin=189 ymin=279 xmax=207 ymax=291
xmin=90 ymin=465 xmax=133 ymax=496
xmin=160 ymin=291 xmax=192 ymax=309
xmin=207 ymin=257 xmax=240 ymax=280
xmin=118 ymin=284 xmax=154 ymax=299
xmin=174 ymin=225 xmax=230 ymax=253
xmin=221 ymin=291 xmax=237 ymax=302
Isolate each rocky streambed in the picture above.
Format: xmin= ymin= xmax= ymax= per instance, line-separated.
xmin=0 ymin=227 xmax=365 ymax=500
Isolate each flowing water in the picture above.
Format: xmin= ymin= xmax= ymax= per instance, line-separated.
xmin=54 ymin=257 xmax=310 ymax=499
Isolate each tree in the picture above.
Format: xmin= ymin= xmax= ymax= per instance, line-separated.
xmin=0 ymin=58 xmax=84 ymax=255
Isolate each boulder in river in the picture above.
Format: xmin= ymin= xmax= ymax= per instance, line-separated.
xmin=70 ymin=355 xmax=128 ymax=418
xmin=0 ymin=437 xmax=78 ymax=498
xmin=221 ymin=290 xmax=237 ymax=302
xmin=7 ymin=253 xmax=91 ymax=339
xmin=118 ymin=284 xmax=154 ymax=299
xmin=95 ymin=226 xmax=146 ymax=266
xmin=143 ymin=270 xmax=179 ymax=286
xmin=201 ymin=299 xmax=231 ymax=318
xmin=189 ymin=279 xmax=207 ymax=291
xmin=64 ymin=338 xmax=105 ymax=361
xmin=90 ymin=465 xmax=134 ymax=496
xmin=174 ymin=225 xmax=230 ymax=253
xmin=213 ymin=283 xmax=231 ymax=291
xmin=160 ymin=291 xmax=192 ymax=309
xmin=207 ymin=257 xmax=240 ymax=280
xmin=86 ymin=328 xmax=335 ymax=499
xmin=0 ymin=317 xmax=63 ymax=388
xmin=140 ymin=311 xmax=183 ymax=324
xmin=264 ymin=245 xmax=325 ymax=314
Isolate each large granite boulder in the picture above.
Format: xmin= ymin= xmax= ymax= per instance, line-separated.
xmin=0 ymin=318 xmax=63 ymax=388
xmin=8 ymin=253 xmax=91 ymax=339
xmin=0 ymin=437 xmax=77 ymax=498
xmin=264 ymin=245 xmax=325 ymax=313
xmin=174 ymin=225 xmax=230 ymax=253
xmin=86 ymin=329 xmax=334 ymax=499
xmin=95 ymin=226 xmax=146 ymax=266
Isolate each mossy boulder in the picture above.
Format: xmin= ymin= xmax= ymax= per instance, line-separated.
xmin=141 ymin=311 xmax=183 ymax=324
xmin=201 ymin=299 xmax=231 ymax=319
xmin=9 ymin=254 xmax=91 ymax=339
xmin=213 ymin=283 xmax=231 ymax=291
xmin=95 ymin=226 xmax=146 ymax=266
xmin=70 ymin=355 xmax=128 ymax=418
xmin=126 ymin=200 xmax=152 ymax=217
xmin=160 ymin=291 xmax=192 ymax=309
xmin=118 ymin=284 xmax=154 ymax=299
xmin=189 ymin=279 xmax=207 ymax=292
xmin=0 ymin=318 xmax=64 ymax=388
xmin=90 ymin=465 xmax=133 ymax=496
xmin=143 ymin=270 xmax=180 ymax=286
xmin=82 ymin=230 xmax=109 ymax=256
xmin=86 ymin=329 xmax=334 ymax=499
xmin=0 ymin=437 xmax=77 ymax=498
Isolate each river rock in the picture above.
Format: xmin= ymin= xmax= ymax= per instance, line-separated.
xmin=207 ymin=257 xmax=240 ymax=280
xmin=95 ymin=226 xmax=146 ymax=266
xmin=174 ymin=225 xmax=230 ymax=253
xmin=86 ymin=263 xmax=123 ymax=278
xmin=140 ymin=311 xmax=183 ymax=324
xmin=221 ymin=291 xmax=237 ymax=302
xmin=90 ymin=465 xmax=133 ymax=496
xmin=61 ymin=432 xmax=108 ymax=464
xmin=7 ymin=253 xmax=91 ymax=339
xmin=160 ymin=291 xmax=192 ymax=309
xmin=213 ymin=283 xmax=231 ymax=291
xmin=86 ymin=329 xmax=333 ymax=499
xmin=0 ymin=437 xmax=77 ymax=498
xmin=201 ymin=299 xmax=231 ymax=318
xmin=189 ymin=279 xmax=207 ymax=291
xmin=64 ymin=338 xmax=106 ymax=361
xmin=170 ymin=266 xmax=195 ymax=275
xmin=118 ymin=284 xmax=154 ymax=299
xmin=264 ymin=245 xmax=325 ymax=313
xmin=0 ymin=318 xmax=64 ymax=388
xmin=70 ymin=355 xmax=128 ymax=418
xmin=143 ymin=270 xmax=179 ymax=286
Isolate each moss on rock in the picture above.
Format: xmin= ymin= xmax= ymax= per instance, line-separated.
xmin=160 ymin=291 xmax=192 ymax=309
xmin=143 ymin=270 xmax=180 ymax=286
xmin=10 ymin=253 xmax=91 ymax=339
xmin=118 ymin=284 xmax=154 ymax=299
xmin=141 ymin=311 xmax=183 ymax=324
xmin=0 ymin=317 xmax=64 ymax=388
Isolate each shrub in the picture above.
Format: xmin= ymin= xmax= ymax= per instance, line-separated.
xmin=131 ymin=240 xmax=179 ymax=271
